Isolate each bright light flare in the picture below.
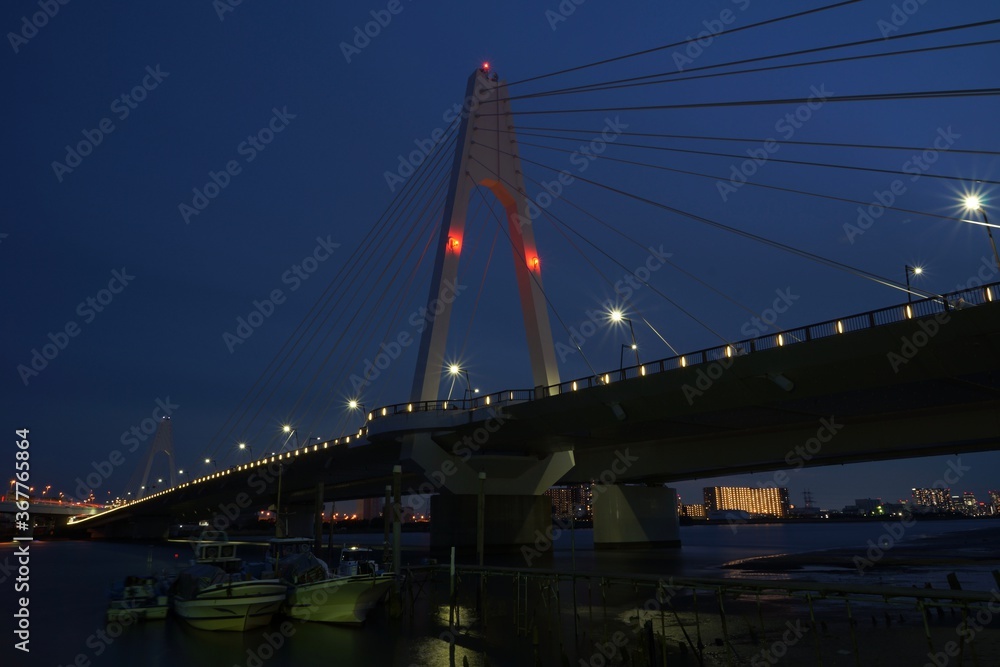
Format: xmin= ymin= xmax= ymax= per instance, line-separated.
xmin=609 ymin=309 xmax=623 ymax=323
xmin=964 ymin=195 xmax=982 ymax=211
xmin=449 ymin=364 xmax=461 ymax=376
xmin=282 ymin=424 xmax=292 ymax=433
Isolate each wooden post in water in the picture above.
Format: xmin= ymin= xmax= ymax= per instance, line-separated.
xmin=391 ymin=464 xmax=402 ymax=616
xmin=392 ymin=465 xmax=402 ymax=572
xmin=476 ymin=471 xmax=485 ymax=567
xmin=383 ymin=484 xmax=391 ymax=567
xmin=313 ymin=482 xmax=323 ymax=553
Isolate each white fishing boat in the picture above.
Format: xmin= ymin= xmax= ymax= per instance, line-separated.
xmin=270 ymin=542 xmax=394 ymax=625
xmin=172 ymin=539 xmax=287 ymax=631
xmin=107 ymin=575 xmax=169 ymax=622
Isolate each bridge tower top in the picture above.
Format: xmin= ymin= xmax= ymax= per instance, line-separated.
xmin=124 ymin=416 xmax=176 ymax=500
xmin=411 ymin=66 xmax=561 ymax=401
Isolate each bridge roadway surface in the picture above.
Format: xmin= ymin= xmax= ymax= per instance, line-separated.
xmin=73 ymin=286 xmax=1000 ymax=530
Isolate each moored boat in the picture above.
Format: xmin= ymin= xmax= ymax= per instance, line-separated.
xmin=107 ymin=575 xmax=169 ymax=622
xmin=270 ymin=542 xmax=393 ymax=625
xmin=172 ymin=539 xmax=287 ymax=632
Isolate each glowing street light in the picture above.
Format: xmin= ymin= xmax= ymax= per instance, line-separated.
xmin=280 ymin=425 xmax=298 ymax=451
xmin=446 ymin=364 xmax=473 ymax=402
xmin=348 ymin=399 xmax=369 ymax=424
xmin=904 ymin=264 xmax=923 ymax=304
xmin=963 ymin=195 xmax=1000 ymax=269
xmin=608 ymin=308 xmax=641 ymax=372
xmin=204 ymin=457 xmax=217 ymax=471
xmin=238 ymin=442 xmax=253 ymax=460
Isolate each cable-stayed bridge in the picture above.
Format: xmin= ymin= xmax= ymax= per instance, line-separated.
xmin=68 ymin=6 xmax=1000 ymax=550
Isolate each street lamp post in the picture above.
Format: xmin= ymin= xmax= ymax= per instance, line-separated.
xmin=205 ymin=457 xmax=217 ymax=472
xmin=904 ymin=264 xmax=923 ymax=304
xmin=609 ymin=309 xmax=641 ymax=370
xmin=964 ymin=196 xmax=1000 ymax=270
xmin=238 ymin=442 xmax=253 ymax=461
xmin=281 ymin=425 xmax=298 ymax=451
xmin=348 ymin=400 xmax=367 ymax=423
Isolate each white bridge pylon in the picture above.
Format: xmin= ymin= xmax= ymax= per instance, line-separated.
xmin=411 ymin=66 xmax=561 ymax=402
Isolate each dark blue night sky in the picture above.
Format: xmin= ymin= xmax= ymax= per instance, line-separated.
xmin=3 ymin=0 xmax=998 ymax=510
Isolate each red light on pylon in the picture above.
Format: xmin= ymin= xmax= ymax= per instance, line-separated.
xmin=482 ymin=62 xmax=490 ymax=71
xmin=530 ymin=256 xmax=540 ymax=271
xmin=448 ymin=237 xmax=460 ymax=252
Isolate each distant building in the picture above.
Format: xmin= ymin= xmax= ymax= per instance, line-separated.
xmin=682 ymin=504 xmax=706 ymax=519
xmin=545 ymin=484 xmax=592 ymax=519
xmin=989 ymin=490 xmax=1000 ymax=515
xmin=853 ymin=498 xmax=882 ymax=516
xmin=911 ymin=488 xmax=950 ymax=511
xmin=962 ymin=492 xmax=980 ymax=516
xmin=362 ymin=497 xmax=384 ymax=521
xmin=703 ymin=486 xmax=789 ymax=518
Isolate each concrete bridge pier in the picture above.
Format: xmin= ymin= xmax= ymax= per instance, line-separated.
xmin=276 ymin=483 xmax=325 ymax=542
xmin=592 ymin=485 xmax=680 ymax=549
xmin=405 ymin=434 xmax=575 ymax=557
xmin=430 ymin=493 xmax=552 ymax=557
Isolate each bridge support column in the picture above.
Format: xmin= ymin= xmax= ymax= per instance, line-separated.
xmin=430 ymin=494 xmax=551 ymax=557
xmin=593 ymin=485 xmax=680 ymax=549
xmin=279 ymin=505 xmax=316 ymax=539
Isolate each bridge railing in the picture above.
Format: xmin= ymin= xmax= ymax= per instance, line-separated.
xmin=368 ymin=388 xmax=536 ymax=418
xmin=366 ymin=280 xmax=997 ymax=418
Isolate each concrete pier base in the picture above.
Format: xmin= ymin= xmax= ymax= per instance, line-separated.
xmin=593 ymin=485 xmax=680 ymax=549
xmin=430 ymin=494 xmax=551 ymax=555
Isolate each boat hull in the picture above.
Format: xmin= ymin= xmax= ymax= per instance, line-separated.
xmin=285 ymin=574 xmax=394 ymax=624
xmin=107 ymin=598 xmax=168 ymax=622
xmin=174 ymin=580 xmax=287 ymax=632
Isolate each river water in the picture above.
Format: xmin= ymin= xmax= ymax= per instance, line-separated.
xmin=1 ymin=520 xmax=995 ymax=667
